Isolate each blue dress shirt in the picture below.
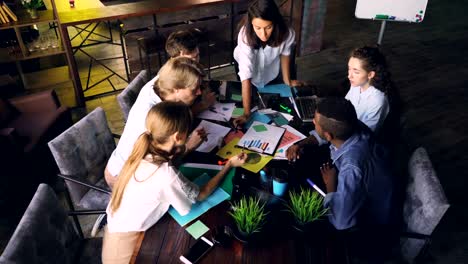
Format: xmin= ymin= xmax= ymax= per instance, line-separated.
xmin=324 ymin=129 xmax=394 ymax=230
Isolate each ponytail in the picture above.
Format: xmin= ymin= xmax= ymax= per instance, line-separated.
xmin=109 ymin=132 xmax=152 ymax=214
xmin=109 ymin=101 xmax=193 ymax=214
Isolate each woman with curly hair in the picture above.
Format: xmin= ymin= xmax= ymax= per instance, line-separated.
xmin=346 ymin=46 xmax=396 ymax=132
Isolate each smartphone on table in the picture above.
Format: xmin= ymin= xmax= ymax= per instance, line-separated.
xmin=179 ymin=236 xmax=214 ymax=264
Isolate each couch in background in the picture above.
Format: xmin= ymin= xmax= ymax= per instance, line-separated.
xmin=0 ymin=89 xmax=72 ymax=222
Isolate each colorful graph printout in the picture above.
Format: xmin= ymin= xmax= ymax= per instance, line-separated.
xmin=237 ymin=121 xmax=285 ymax=155
xmin=274 ymin=125 xmax=307 ymax=160
xmin=217 ymin=138 xmax=273 ymax=173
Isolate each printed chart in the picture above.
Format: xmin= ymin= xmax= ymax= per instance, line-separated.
xmin=237 ymin=121 xmax=285 ymax=155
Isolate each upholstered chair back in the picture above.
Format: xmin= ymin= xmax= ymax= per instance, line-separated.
xmin=117 ymin=69 xmax=149 ymax=121
xmin=0 ymin=184 xmax=80 ymax=263
xmin=48 ymin=107 xmax=114 ymax=210
xmin=401 ymin=147 xmax=450 ymax=262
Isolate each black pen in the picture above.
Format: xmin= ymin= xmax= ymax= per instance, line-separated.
xmin=208 ymin=107 xmax=218 ymax=113
xmin=223 ymin=117 xmax=238 ymax=131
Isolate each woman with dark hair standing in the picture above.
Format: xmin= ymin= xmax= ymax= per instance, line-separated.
xmin=233 ymin=0 xmax=301 ymax=125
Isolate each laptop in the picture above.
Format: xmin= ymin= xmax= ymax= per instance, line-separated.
xmin=210 ymin=80 xmax=317 ymax=122
xmin=289 ymin=95 xmax=317 ymax=123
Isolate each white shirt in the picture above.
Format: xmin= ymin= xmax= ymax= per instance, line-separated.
xmin=345 ymin=85 xmax=389 ymax=132
xmin=106 ymin=156 xmax=199 ymax=232
xmin=310 ymin=85 xmax=389 ymax=145
xmin=233 ymin=26 xmax=295 ymax=88
xmin=107 ymin=76 xmax=161 ymax=176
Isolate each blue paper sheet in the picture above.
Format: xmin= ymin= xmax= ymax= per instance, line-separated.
xmin=245 ymin=112 xmax=271 ymax=130
xmin=257 ymin=83 xmax=293 ymax=97
xmin=168 ymin=173 xmax=230 ymax=226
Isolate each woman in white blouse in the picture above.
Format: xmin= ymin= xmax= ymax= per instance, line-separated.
xmin=345 ymin=46 xmax=394 ymax=132
xmin=286 ymin=46 xmax=397 ymax=161
xmin=102 ymin=101 xmax=247 ymax=264
xmin=233 ymin=0 xmax=302 ymax=125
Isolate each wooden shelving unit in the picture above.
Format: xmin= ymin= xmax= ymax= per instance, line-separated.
xmin=0 ymin=5 xmax=70 ymax=91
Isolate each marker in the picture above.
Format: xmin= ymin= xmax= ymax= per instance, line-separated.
xmin=279 ymin=104 xmax=292 ymax=113
xmin=375 ymin=14 xmax=388 ymax=19
xmin=250 ymin=106 xmax=259 ymax=113
xmin=208 ymin=106 xmax=217 ymax=113
xmin=218 ymin=159 xmax=228 ymax=165
xmin=306 ymin=178 xmax=326 ymax=197
xmin=257 ymin=91 xmax=267 ymax=109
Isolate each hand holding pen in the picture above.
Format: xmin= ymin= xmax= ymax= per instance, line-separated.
xmin=186 ymin=127 xmax=207 ymax=152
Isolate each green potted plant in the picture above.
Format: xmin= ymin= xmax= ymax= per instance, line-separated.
xmin=286 ymin=187 xmax=328 ymax=232
xmin=229 ymin=196 xmax=268 ymax=243
xmin=21 ymin=0 xmax=44 ymax=19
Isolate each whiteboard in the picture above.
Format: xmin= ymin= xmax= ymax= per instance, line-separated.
xmin=355 ymin=0 xmax=428 ymax=23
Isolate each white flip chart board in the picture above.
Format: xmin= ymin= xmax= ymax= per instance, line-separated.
xmin=355 ymin=0 xmax=428 ymax=23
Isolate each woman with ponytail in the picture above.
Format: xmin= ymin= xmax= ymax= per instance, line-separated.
xmin=105 ymin=56 xmax=207 ymax=188
xmin=102 ymin=102 xmax=247 ymax=263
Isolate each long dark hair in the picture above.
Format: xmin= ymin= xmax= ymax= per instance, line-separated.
xmin=351 ymin=46 xmax=401 ymax=118
xmin=239 ymin=0 xmax=289 ymax=48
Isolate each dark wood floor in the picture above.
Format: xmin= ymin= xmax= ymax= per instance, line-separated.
xmin=1 ymin=0 xmax=467 ymax=262
xmin=297 ymin=0 xmax=468 ymax=262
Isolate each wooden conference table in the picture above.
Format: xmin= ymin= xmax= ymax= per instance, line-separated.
xmin=134 ymin=87 xmax=344 ymax=263
xmin=135 ymin=194 xmax=344 ymax=264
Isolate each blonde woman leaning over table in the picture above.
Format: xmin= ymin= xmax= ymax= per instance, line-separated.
xmin=102 ymin=101 xmax=246 ymax=264
xmin=105 ymin=57 xmax=207 ymax=188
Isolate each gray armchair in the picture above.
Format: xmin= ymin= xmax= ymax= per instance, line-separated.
xmin=117 ymin=69 xmax=149 ymax=121
xmin=0 ymin=184 xmax=102 ymax=264
xmin=48 ymin=107 xmax=116 ymax=237
xmin=400 ymin=147 xmax=450 ymax=263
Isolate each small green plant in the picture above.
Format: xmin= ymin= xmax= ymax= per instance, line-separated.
xmin=21 ymin=0 xmax=44 ymax=9
xmin=229 ymin=196 xmax=268 ymax=235
xmin=286 ymin=188 xmax=328 ymax=225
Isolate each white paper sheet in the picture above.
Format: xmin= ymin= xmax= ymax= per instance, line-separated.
xmin=195 ymin=120 xmax=231 ymax=153
xmin=197 ymin=102 xmax=236 ymax=122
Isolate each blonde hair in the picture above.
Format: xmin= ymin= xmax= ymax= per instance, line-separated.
xmin=109 ymin=101 xmax=193 ymax=214
xmin=153 ymin=57 xmax=205 ymax=100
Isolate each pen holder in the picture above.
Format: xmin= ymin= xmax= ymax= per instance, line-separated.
xmin=272 ymin=170 xmax=288 ymax=197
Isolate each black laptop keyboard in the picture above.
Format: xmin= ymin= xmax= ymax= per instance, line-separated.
xmin=297 ymin=97 xmax=316 ymax=120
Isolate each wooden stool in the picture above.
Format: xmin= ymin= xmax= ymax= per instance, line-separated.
xmin=137 ymin=33 xmax=167 ymax=76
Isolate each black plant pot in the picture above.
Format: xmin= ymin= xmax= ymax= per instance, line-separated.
xmin=291 ymin=217 xmax=327 ymax=236
xmin=231 ymin=225 xmax=258 ymax=245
